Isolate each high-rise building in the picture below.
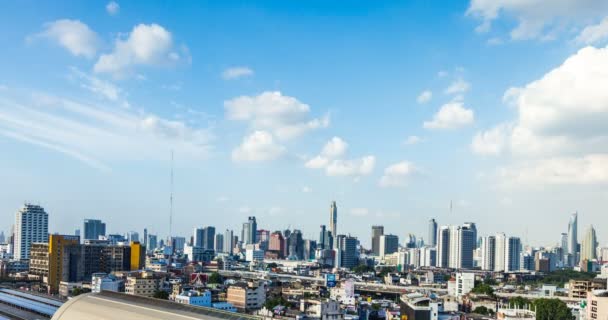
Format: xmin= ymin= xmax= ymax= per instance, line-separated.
xmin=379 ymin=234 xmax=399 ymax=258
xmin=29 ymin=234 xmax=82 ymax=293
xmin=147 ymin=234 xmax=157 ymax=252
xmin=445 ymin=224 xmax=475 ymax=269
xmin=494 ymin=233 xmax=506 ymax=272
xmin=214 ymin=233 xmax=224 ymax=253
xmin=580 ymin=225 xmax=597 ymax=263
xmin=568 ymin=212 xmax=578 ymax=265
xmin=143 ymin=228 xmax=148 ymax=248
xmin=204 ymin=227 xmax=215 ymax=250
xmin=14 ymin=204 xmax=49 ymax=260
xmin=130 ymin=241 xmax=145 ymax=271
xmin=319 ymin=225 xmax=327 ymax=249
xmin=428 ymin=219 xmax=438 ymax=247
xmin=318 ymin=225 xmax=333 ymax=250
xmin=0 ymin=231 xmax=4 ymax=244
xmin=288 ymin=230 xmax=304 ymax=259
xmin=303 ymin=240 xmax=317 ymax=260
xmin=269 ymin=231 xmax=286 ymax=258
xmin=193 ymin=228 xmax=204 ymax=247
xmin=223 ymin=229 xmax=234 ymax=255
xmin=83 ymin=219 xmax=106 ymax=241
xmin=505 ymin=237 xmax=521 ymax=272
xmin=127 ymin=231 xmax=139 ymax=243
xmin=329 ymin=201 xmax=337 ymax=244
xmin=480 ymin=236 xmax=496 ymax=271
xmin=336 ymin=235 xmax=357 ymax=269
xmin=242 ymin=217 xmax=257 ymax=245
xmin=371 ymin=225 xmax=384 ymax=256
xmin=437 ymin=226 xmax=450 ymax=268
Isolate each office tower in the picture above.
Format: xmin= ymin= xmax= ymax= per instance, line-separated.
xmin=505 ymin=237 xmax=521 ymax=272
xmin=130 ymin=241 xmax=145 ymax=270
xmin=269 ymin=231 xmax=286 ymax=258
xmin=568 ymin=212 xmax=578 ymax=265
xmin=204 ymin=227 xmax=215 ymax=250
xmin=83 ymin=219 xmax=106 ymax=241
xmin=288 ymin=230 xmax=304 ymax=259
xmin=319 ymin=225 xmax=326 ymax=249
xmin=463 ymin=222 xmax=477 ymax=249
xmin=428 ymin=219 xmax=438 ymax=247
xmin=147 ymin=234 xmax=157 ymax=251
xmin=379 ymin=234 xmax=399 ymax=258
xmin=0 ymin=231 xmax=4 ymax=243
xmin=14 ymin=204 xmax=49 ymax=260
xmin=371 ymin=225 xmax=384 ymax=256
xmin=257 ymin=230 xmax=270 ymax=243
xmin=420 ymin=247 xmax=437 ymax=267
xmin=329 ymin=201 xmax=337 ymax=242
xmin=194 ymin=228 xmax=204 ymax=247
xmin=127 ymin=231 xmax=139 ymax=243
xmin=319 ymin=225 xmax=333 ymax=250
xmin=242 ymin=217 xmax=257 ymax=245
xmin=214 ymin=234 xmax=224 ymax=253
xmin=74 ymin=229 xmax=80 ymax=237
xmin=223 ymin=230 xmax=234 ymax=255
xmin=494 ymin=233 xmax=506 ymax=272
xmin=336 ymin=235 xmax=357 ymax=269
xmin=171 ymin=237 xmax=186 ymax=251
xmin=437 ymin=226 xmax=450 ymax=268
xmin=445 ymin=224 xmax=476 ymax=269
xmin=303 ymin=240 xmax=317 ymax=260
xmin=580 ymin=225 xmax=597 ymax=263
xmin=29 ymin=234 xmax=83 ymax=293
xmin=480 ymin=236 xmax=496 ymax=271
xmin=406 ymin=234 xmax=417 ymax=249
xmin=143 ymin=228 xmax=148 ymax=247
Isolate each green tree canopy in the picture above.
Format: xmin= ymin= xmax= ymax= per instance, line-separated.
xmin=153 ymin=290 xmax=169 ymax=300
xmin=473 ymin=306 xmax=493 ymax=315
xmin=208 ymin=272 xmax=222 ymax=284
xmin=533 ymin=298 xmax=573 ymax=320
xmin=471 ymin=283 xmax=495 ymax=297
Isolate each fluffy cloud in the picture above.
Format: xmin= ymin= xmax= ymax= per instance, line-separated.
xmin=379 ymin=161 xmax=418 ymax=188
xmin=106 ymin=1 xmax=120 ymax=15
xmin=471 ymin=124 xmax=509 ymax=155
xmin=31 ymin=19 xmax=99 ymax=58
xmin=222 ymin=67 xmax=254 ymax=80
xmin=94 ymin=24 xmax=186 ymax=76
xmin=231 ymin=130 xmax=286 ymax=162
xmin=474 ymin=46 xmax=608 ymax=185
xmin=424 ymin=102 xmax=474 ymax=129
xmin=225 ymin=91 xmax=329 ymax=141
xmin=445 ymin=79 xmax=471 ymax=95
xmin=417 ymin=90 xmax=432 ymax=104
xmin=404 ymin=135 xmax=422 ymax=145
xmin=0 ymin=91 xmax=212 ymax=171
xmin=466 ymin=0 xmax=608 ymax=40
xmin=576 ymin=17 xmax=608 ymax=45
xmin=305 ymin=136 xmax=375 ymax=177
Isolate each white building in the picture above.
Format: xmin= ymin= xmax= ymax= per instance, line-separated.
xmin=379 ymin=234 xmax=399 ymax=259
xmin=494 ymin=233 xmax=506 ymax=272
xmin=184 ymin=245 xmax=205 ymax=262
xmin=91 ymin=273 xmax=123 ymax=293
xmin=246 ymin=248 xmax=264 ymax=262
xmin=300 ymin=299 xmax=343 ymax=320
xmin=447 ymin=272 xmax=475 ymax=297
xmin=175 ymin=290 xmax=212 ymax=307
xmin=480 ymin=236 xmax=496 ymax=271
xmin=14 ymin=204 xmax=49 ymax=260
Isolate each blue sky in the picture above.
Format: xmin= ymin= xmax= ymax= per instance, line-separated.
xmin=1 ymin=0 xmax=608 ymax=247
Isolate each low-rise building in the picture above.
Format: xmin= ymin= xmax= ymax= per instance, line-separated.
xmin=91 ymin=272 xmax=123 ymax=293
xmin=587 ymin=290 xmax=608 ymax=320
xmin=175 ymin=290 xmax=212 ymax=307
xmin=299 ymin=299 xmax=343 ymax=320
xmin=226 ymin=281 xmax=266 ymax=311
xmin=447 ymin=272 xmax=474 ymax=297
xmin=569 ymin=279 xmax=593 ymax=299
xmin=124 ymin=271 xmax=166 ymax=297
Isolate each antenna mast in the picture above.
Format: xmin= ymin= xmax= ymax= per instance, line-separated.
xmin=169 ymin=150 xmax=174 ymax=244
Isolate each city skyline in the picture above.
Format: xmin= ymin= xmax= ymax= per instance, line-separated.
xmin=1 ymin=1 xmax=608 ymax=245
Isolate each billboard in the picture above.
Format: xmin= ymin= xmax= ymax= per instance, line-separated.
xmin=325 ymin=273 xmax=337 ymax=287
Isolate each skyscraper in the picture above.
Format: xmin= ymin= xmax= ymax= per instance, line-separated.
xmin=447 ymin=224 xmax=475 ymax=269
xmin=204 ymin=226 xmax=215 ymax=250
xmin=568 ymin=212 xmax=578 ymax=265
xmin=580 ymin=225 xmax=597 ymax=263
xmin=336 ymin=235 xmax=357 ymax=269
xmin=223 ymin=229 xmax=234 ymax=255
xmin=371 ymin=225 xmax=384 ymax=256
xmin=480 ymin=235 xmax=496 ymax=271
xmin=147 ymin=234 xmax=157 ymax=251
xmin=428 ymin=219 xmax=438 ymax=247
xmin=0 ymin=231 xmax=4 ymax=244
xmin=437 ymin=226 xmax=450 ymax=268
xmin=269 ymin=231 xmax=286 ymax=258
xmin=329 ymin=201 xmax=337 ymax=243
xmin=83 ymin=219 xmax=106 ymax=241
xmin=14 ymin=204 xmax=49 ymax=260
xmin=242 ymin=217 xmax=257 ymax=245
xmin=214 ymin=233 xmax=224 ymax=253
xmin=505 ymin=236 xmax=521 ymax=272
xmin=194 ymin=228 xmax=204 ymax=247
xmin=494 ymin=233 xmax=506 ymax=272
xmin=379 ymin=234 xmax=399 ymax=258
xmin=319 ymin=225 xmax=326 ymax=249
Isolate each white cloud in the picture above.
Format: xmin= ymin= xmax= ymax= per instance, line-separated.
xmin=404 ymin=135 xmax=422 ymax=145
xmin=94 ymin=24 xmax=186 ymax=76
xmin=424 ymin=102 xmax=474 ymax=129
xmin=466 ymin=0 xmax=608 ymax=40
xmin=0 ymin=91 xmax=213 ymax=171
xmin=224 ymin=91 xmax=329 ymax=141
xmin=106 ymin=1 xmax=120 ymax=15
xmin=31 ymin=19 xmax=99 ymax=58
xmin=217 ymin=196 xmax=230 ymax=202
xmin=305 ymin=137 xmax=375 ymax=177
xmin=471 ymin=124 xmax=509 ymax=155
xmin=349 ymin=208 xmax=369 ymax=217
xmin=379 ymin=161 xmax=418 ymax=188
xmin=231 ymin=130 xmax=286 ymax=162
xmin=69 ymin=68 xmax=122 ymax=102
xmin=326 ymin=156 xmax=376 ymax=177
xmin=445 ymin=78 xmax=471 ymax=95
xmin=475 ymin=46 xmax=608 ymax=186
xmin=417 ymin=90 xmax=432 ymax=104
xmin=222 ymin=67 xmax=254 ymax=80
xmin=576 ymin=17 xmax=608 ymax=45
xmin=301 ymin=186 xmax=312 ymax=193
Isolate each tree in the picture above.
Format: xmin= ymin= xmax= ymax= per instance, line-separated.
xmin=533 ymin=298 xmax=573 ymax=320
xmin=208 ymin=272 xmax=222 ymax=284
xmin=353 ymin=265 xmax=374 ymax=274
xmin=471 ymin=283 xmax=495 ymax=298
xmin=509 ymin=296 xmax=531 ymax=309
xmin=264 ymin=296 xmax=290 ymax=309
xmin=473 ymin=306 xmax=493 ymax=316
xmin=71 ymin=287 xmax=91 ymax=296
xmin=153 ymin=290 xmax=169 ymax=300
